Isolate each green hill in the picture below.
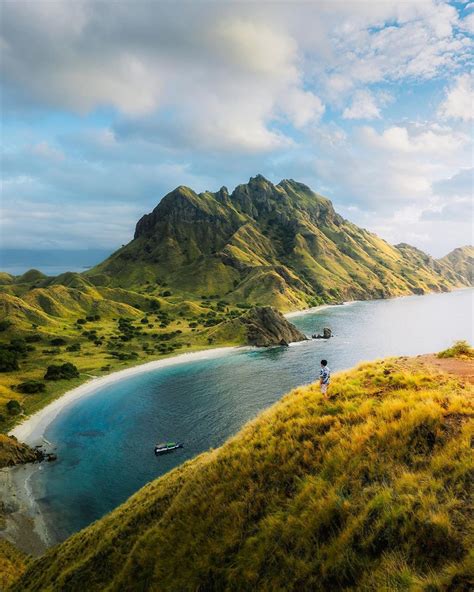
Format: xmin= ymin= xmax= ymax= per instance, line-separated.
xmin=439 ymin=246 xmax=474 ymax=285
xmin=87 ymin=176 xmax=472 ymax=308
xmin=10 ymin=353 xmax=473 ymax=591
xmin=0 ymin=175 xmax=472 ymax=435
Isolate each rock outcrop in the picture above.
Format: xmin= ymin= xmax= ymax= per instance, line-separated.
xmin=241 ymin=306 xmax=307 ymax=347
xmin=0 ymin=435 xmax=44 ymax=468
xmin=313 ymin=328 xmax=332 ymax=339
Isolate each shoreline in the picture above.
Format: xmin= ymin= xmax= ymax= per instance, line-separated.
xmin=2 ymin=289 xmax=471 ymax=555
xmin=2 ymin=346 xmax=249 ymax=553
xmin=0 ymin=463 xmax=51 ymax=556
xmin=9 ymin=345 xmax=246 ymax=446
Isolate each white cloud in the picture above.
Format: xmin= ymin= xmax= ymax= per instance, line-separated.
xmin=342 ymin=90 xmax=383 ymax=120
xmin=438 ymin=73 xmax=473 ymax=122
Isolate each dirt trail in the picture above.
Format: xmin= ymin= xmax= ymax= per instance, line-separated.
xmin=419 ymin=354 xmax=474 ymax=384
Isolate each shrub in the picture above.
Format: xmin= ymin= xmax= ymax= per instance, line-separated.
xmin=44 ymin=362 xmax=80 ymax=380
xmin=6 ymin=400 xmax=21 ymax=415
xmin=66 ymin=343 xmax=81 ymax=352
xmin=8 ymin=339 xmax=28 ymax=354
xmin=0 ymin=319 xmax=11 ymax=332
xmin=50 ymin=338 xmax=67 ymax=346
xmin=438 ymin=340 xmax=474 ymax=359
xmin=162 ymin=290 xmax=172 ymax=297
xmin=76 ymin=318 xmax=86 ymax=325
xmin=25 ymin=334 xmax=42 ymax=343
xmin=17 ymin=380 xmax=46 ymax=394
xmin=0 ymin=348 xmax=19 ymax=371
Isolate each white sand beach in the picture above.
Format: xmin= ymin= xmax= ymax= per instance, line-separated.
xmin=9 ymin=346 xmax=244 ymax=447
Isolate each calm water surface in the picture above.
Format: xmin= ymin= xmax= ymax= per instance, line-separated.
xmin=35 ymin=289 xmax=473 ymax=541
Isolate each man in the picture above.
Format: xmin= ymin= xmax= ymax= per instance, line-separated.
xmin=319 ymin=359 xmax=330 ymax=396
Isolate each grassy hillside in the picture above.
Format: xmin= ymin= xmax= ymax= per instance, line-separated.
xmin=0 ymin=540 xmax=28 ymax=591
xmin=87 ymin=176 xmax=471 ymax=307
xmin=0 ymin=434 xmax=42 ymax=468
xmin=0 ymin=176 xmax=471 ymax=431
xmin=11 ymin=353 xmax=473 ymax=591
xmin=439 ymin=246 xmax=474 ymax=285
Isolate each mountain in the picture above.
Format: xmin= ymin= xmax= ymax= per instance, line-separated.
xmin=85 ymin=175 xmax=471 ymax=310
xmin=439 ymin=246 xmax=474 ymax=285
xmin=11 ymin=353 xmax=473 ymax=591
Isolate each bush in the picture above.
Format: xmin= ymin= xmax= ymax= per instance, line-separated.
xmin=66 ymin=343 xmax=81 ymax=352
xmin=438 ymin=340 xmax=474 ymax=359
xmin=0 ymin=319 xmax=11 ymax=332
xmin=76 ymin=318 xmax=86 ymax=325
xmin=6 ymin=400 xmax=22 ymax=415
xmin=44 ymin=362 xmax=80 ymax=380
xmin=17 ymin=380 xmax=46 ymax=394
xmin=50 ymin=338 xmax=67 ymax=346
xmin=25 ymin=334 xmax=42 ymax=343
xmin=8 ymin=339 xmax=28 ymax=354
xmin=162 ymin=290 xmax=172 ymax=297
xmin=0 ymin=348 xmax=19 ymax=371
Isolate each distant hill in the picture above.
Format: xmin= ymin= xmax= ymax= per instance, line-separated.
xmin=439 ymin=245 xmax=474 ymax=285
xmin=86 ymin=175 xmax=471 ymax=309
xmin=11 ymin=354 xmax=473 ymax=591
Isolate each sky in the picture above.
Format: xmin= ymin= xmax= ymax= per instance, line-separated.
xmin=1 ymin=0 xmax=473 ymax=258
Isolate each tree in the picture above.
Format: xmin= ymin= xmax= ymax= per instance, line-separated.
xmin=44 ymin=362 xmax=80 ymax=380
xmin=0 ymin=348 xmax=19 ymax=372
xmin=17 ymin=380 xmax=46 ymax=394
xmin=7 ymin=400 xmax=22 ymax=415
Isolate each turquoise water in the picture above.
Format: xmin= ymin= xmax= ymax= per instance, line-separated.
xmin=35 ymin=290 xmax=473 ymax=541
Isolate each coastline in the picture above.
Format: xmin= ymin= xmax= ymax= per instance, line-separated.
xmin=2 ymin=289 xmax=471 ymax=556
xmin=0 ymin=463 xmax=51 ymax=556
xmin=2 ymin=345 xmax=248 ymax=554
xmin=9 ymin=345 xmax=246 ymax=446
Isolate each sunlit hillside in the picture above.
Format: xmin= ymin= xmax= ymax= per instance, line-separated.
xmin=11 ymin=349 xmax=473 ymax=591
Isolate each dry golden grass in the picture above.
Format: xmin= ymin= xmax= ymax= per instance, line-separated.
xmin=10 ymin=355 xmax=473 ymax=591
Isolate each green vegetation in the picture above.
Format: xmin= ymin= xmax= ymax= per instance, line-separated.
xmin=10 ymin=355 xmax=473 ymax=591
xmin=44 ymin=363 xmax=79 ymax=381
xmin=88 ymin=176 xmax=471 ymax=308
xmin=0 ymin=176 xmax=471 ymax=432
xmin=438 ymin=340 xmax=474 ymax=359
xmin=0 ymin=539 xmax=28 ymax=591
xmin=0 ymin=434 xmax=42 ymax=468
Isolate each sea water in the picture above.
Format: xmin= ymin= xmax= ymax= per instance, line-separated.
xmin=34 ymin=289 xmax=473 ymax=541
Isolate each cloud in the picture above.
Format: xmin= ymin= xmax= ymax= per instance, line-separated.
xmin=1 ymin=0 xmax=472 ymax=257
xmin=438 ymin=73 xmax=473 ymax=121
xmin=342 ymin=90 xmax=385 ymax=120
xmin=433 ymin=167 xmax=473 ymax=197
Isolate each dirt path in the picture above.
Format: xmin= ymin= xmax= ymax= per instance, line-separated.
xmin=419 ymin=354 xmax=474 ymax=384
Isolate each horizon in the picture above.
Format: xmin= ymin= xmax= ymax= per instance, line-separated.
xmin=1 ymin=1 xmax=473 ymax=258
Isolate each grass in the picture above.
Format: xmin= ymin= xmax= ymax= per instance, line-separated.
xmin=0 ymin=540 xmax=28 ymax=591
xmin=437 ymin=340 xmax=474 ymax=359
xmin=10 ymin=355 xmax=473 ymax=591
xmin=0 ymin=296 xmax=248 ymax=432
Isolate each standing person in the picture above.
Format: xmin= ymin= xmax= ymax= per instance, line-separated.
xmin=319 ymin=359 xmax=330 ymax=396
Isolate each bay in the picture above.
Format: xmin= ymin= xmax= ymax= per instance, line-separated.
xmin=34 ymin=289 xmax=473 ymax=541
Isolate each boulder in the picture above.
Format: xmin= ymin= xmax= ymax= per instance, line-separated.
xmin=241 ymin=306 xmax=307 ymax=347
xmin=312 ymin=328 xmax=332 ymax=339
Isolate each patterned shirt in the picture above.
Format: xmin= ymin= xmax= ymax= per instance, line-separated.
xmin=320 ymin=366 xmax=330 ymax=385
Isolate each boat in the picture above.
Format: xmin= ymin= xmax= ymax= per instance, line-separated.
xmin=154 ymin=442 xmax=183 ymax=455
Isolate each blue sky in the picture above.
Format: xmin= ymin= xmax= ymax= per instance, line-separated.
xmin=1 ymin=0 xmax=473 ymax=257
